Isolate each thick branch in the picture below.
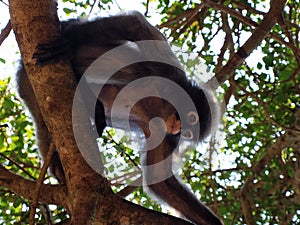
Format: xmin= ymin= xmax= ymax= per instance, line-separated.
xmin=0 ymin=165 xmax=67 ymax=206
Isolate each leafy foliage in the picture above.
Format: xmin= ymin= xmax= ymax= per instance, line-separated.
xmin=0 ymin=78 xmax=41 ymax=224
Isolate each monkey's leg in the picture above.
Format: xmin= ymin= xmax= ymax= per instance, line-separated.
xmin=16 ymin=66 xmax=65 ymax=183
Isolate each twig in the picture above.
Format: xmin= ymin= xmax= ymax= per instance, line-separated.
xmin=0 ymin=20 xmax=11 ymax=46
xmin=0 ymin=152 xmax=36 ymax=180
xmin=29 ymin=142 xmax=56 ymax=225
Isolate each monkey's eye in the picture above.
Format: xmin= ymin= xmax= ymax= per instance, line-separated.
xmin=186 ymin=111 xmax=199 ymax=125
xmin=181 ymin=130 xmax=194 ymax=140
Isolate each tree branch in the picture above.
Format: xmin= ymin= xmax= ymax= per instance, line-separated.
xmin=0 ymin=20 xmax=11 ymax=46
xmin=207 ymin=0 xmax=287 ymax=87
xmin=0 ymin=165 xmax=67 ymax=206
xmin=239 ymin=129 xmax=300 ymax=225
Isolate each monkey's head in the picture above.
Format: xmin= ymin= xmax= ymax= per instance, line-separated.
xmin=142 ymin=62 xmax=218 ymax=143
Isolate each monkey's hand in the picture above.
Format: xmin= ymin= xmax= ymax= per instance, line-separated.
xmin=32 ymin=37 xmax=73 ymax=65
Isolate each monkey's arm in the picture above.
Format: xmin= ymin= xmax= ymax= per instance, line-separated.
xmin=143 ymin=137 xmax=223 ymax=225
xmin=148 ymin=176 xmax=224 ymax=225
xmin=63 ymin=11 xmax=166 ymax=45
xmin=34 ymin=11 xmax=167 ymax=65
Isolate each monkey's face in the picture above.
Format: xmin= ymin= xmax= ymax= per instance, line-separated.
xmin=100 ymin=88 xmax=201 ymax=143
xmin=102 ymin=94 xmax=182 ymax=138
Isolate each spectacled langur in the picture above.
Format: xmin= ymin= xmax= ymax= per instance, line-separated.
xmin=16 ymin=11 xmax=223 ymax=225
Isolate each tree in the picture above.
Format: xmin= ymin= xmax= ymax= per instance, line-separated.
xmin=0 ymin=0 xmax=299 ymax=224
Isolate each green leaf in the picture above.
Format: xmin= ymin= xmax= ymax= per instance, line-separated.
xmin=257 ymin=62 xmax=263 ymax=70
xmin=0 ymin=58 xmax=6 ymax=64
xmin=63 ymin=7 xmax=76 ymax=14
xmin=262 ymin=55 xmax=273 ymax=68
